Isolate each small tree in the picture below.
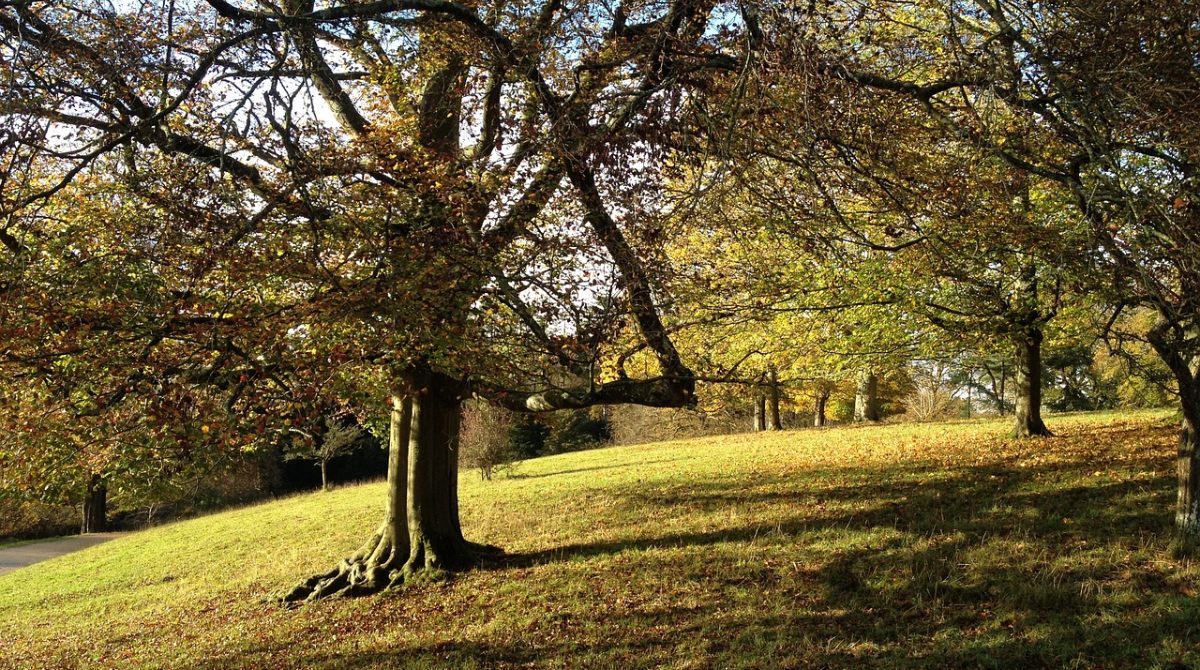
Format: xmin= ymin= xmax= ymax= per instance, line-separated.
xmin=285 ymin=418 xmax=366 ymax=491
xmin=905 ymin=363 xmax=957 ymax=423
xmin=459 ymin=402 xmax=514 ymax=481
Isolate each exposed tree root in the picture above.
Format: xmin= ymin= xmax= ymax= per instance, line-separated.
xmin=401 ymin=536 xmax=503 ymax=576
xmin=1012 ymin=421 xmax=1053 ymax=439
xmin=281 ymin=526 xmax=407 ymax=603
xmin=281 ymin=372 xmax=506 ymax=605
xmin=281 ymin=535 xmax=504 ymax=604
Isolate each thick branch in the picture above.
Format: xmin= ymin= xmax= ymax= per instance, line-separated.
xmin=569 ymin=163 xmax=690 ymax=380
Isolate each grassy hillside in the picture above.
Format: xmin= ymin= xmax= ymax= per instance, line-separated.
xmin=2 ymin=410 xmax=1197 ymax=670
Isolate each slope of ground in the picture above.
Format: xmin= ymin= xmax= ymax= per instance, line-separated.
xmin=1 ymin=410 xmax=1196 ymax=669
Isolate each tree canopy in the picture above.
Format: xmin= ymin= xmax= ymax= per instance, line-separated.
xmin=1 ymin=0 xmax=1197 ymax=599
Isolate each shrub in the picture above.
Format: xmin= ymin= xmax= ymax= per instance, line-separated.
xmin=460 ymin=402 xmax=516 ymax=480
xmin=905 ymin=387 xmax=954 ymax=422
xmin=0 ymin=499 xmax=78 ymax=541
xmin=544 ymin=409 xmax=613 ymax=454
xmin=507 ymin=415 xmax=550 ymax=460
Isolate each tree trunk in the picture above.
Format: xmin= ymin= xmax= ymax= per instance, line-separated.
xmin=80 ymin=474 xmax=107 ymax=534
xmin=752 ymin=391 xmax=766 ymax=432
xmin=284 ymin=391 xmax=412 ymax=602
xmin=853 ymin=372 xmax=879 ymax=422
xmin=1010 ymin=260 xmax=1052 ymax=438
xmin=402 ymin=368 xmax=472 ymax=575
xmin=258 ymin=441 xmax=285 ymax=497
xmin=1171 ymin=355 xmax=1200 ymax=537
xmin=1012 ymin=326 xmax=1052 ymax=438
xmin=320 ymin=461 xmax=329 ymax=491
xmin=1177 ymin=402 xmax=1200 ymax=536
xmin=767 ymin=367 xmax=782 ymax=430
xmin=1144 ymin=319 xmax=1200 ymax=539
xmin=998 ymin=363 xmax=1007 ymax=415
xmin=813 ymin=388 xmax=829 ymax=427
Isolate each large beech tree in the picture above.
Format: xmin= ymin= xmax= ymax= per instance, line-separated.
xmin=0 ymin=0 xmax=757 ymax=599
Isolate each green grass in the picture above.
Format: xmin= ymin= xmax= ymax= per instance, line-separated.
xmin=2 ymin=409 xmax=1197 ymax=669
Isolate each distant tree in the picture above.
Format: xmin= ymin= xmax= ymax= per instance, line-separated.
xmin=545 ymin=409 xmax=613 ymax=454
xmin=284 ymin=417 xmax=367 ymax=491
xmin=660 ymin=189 xmax=916 ymax=432
xmin=810 ymin=380 xmax=836 ymax=427
xmin=507 ymin=415 xmax=551 ymax=461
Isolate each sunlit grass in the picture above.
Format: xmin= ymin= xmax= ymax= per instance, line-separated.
xmin=1 ymin=409 xmax=1195 ymax=669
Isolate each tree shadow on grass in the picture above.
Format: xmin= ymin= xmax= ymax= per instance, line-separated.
xmin=484 ymin=461 xmax=1174 ymax=568
xmin=502 ymin=457 xmax=689 ymax=481
xmin=461 ymin=459 xmax=1194 ymax=667
xmin=176 ymin=451 xmax=1196 ymax=669
xmin=260 ymin=639 xmax=544 ymax=670
xmin=177 ymin=603 xmax=721 ymax=670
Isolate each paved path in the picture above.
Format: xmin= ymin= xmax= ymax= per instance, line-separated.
xmin=0 ymin=533 xmax=129 ymax=576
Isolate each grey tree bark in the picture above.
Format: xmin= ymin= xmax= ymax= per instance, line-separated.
xmin=402 ymin=368 xmax=472 ymax=575
xmin=284 ymin=365 xmax=492 ymax=603
xmin=1011 ymin=263 xmax=1052 ymax=438
xmin=1146 ymin=321 xmax=1200 ymax=537
xmin=853 ymin=372 xmax=879 ymax=422
xmin=284 ymin=391 xmax=412 ymax=602
xmin=1012 ymin=326 xmax=1052 ymax=438
xmin=998 ymin=363 xmax=1007 ymax=415
xmin=1177 ymin=404 xmax=1200 ymax=536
